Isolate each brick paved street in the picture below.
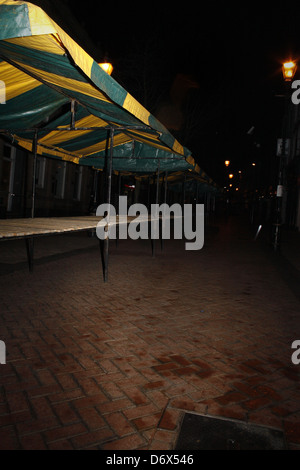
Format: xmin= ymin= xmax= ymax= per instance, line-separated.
xmin=0 ymin=215 xmax=299 ymax=450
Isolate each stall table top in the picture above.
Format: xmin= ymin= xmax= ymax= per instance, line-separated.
xmin=0 ymin=216 xmax=139 ymax=240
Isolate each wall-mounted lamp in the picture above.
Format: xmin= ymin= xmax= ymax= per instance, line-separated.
xmin=282 ymin=61 xmax=297 ymax=81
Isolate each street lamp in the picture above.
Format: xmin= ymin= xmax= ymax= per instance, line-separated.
xmin=225 ymin=160 xmax=230 ymax=167
xmin=99 ymin=63 xmax=114 ymax=75
xmin=273 ymin=60 xmax=297 ymax=251
xmin=282 ymin=61 xmax=297 ymax=81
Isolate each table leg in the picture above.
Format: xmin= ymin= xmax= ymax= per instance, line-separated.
xmin=25 ymin=237 xmax=34 ymax=272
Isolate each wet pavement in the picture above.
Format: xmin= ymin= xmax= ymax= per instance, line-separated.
xmin=0 ymin=214 xmax=299 ymax=450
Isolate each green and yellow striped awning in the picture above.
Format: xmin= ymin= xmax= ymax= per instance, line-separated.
xmin=0 ymin=0 xmax=198 ymax=173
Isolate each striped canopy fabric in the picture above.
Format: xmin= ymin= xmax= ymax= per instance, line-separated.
xmin=0 ymin=0 xmax=200 ymax=174
xmin=165 ymin=171 xmax=220 ymax=194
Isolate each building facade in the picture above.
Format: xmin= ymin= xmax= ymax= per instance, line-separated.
xmin=288 ymin=98 xmax=300 ymax=230
xmin=0 ymin=138 xmax=97 ymax=219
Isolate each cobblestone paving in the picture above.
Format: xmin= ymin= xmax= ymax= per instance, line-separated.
xmin=0 ymin=217 xmax=299 ymax=450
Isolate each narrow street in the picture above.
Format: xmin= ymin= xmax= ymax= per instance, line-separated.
xmin=0 ymin=214 xmax=299 ymax=450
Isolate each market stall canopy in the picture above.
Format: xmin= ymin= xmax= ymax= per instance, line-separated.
xmin=83 ymin=141 xmax=201 ymax=174
xmin=133 ymin=170 xmax=219 ymax=190
xmin=0 ymin=0 xmax=198 ymax=173
xmin=165 ymin=171 xmax=220 ymax=193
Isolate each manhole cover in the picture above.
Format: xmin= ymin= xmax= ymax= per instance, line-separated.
xmin=175 ymin=413 xmax=287 ymax=450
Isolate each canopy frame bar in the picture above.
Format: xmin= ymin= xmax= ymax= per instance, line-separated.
xmin=0 ymin=125 xmax=151 ymax=133
xmin=151 ymin=160 xmax=160 ymax=258
xmin=31 ymin=130 xmax=38 ymax=219
xmin=25 ymin=129 xmax=38 ymax=273
xmin=101 ymin=126 xmax=114 ymax=283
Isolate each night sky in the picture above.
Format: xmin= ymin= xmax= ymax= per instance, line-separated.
xmin=35 ymin=1 xmax=300 ymax=186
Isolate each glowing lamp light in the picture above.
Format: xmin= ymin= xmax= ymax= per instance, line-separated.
xmin=225 ymin=160 xmax=230 ymax=166
xmin=99 ymin=63 xmax=114 ymax=75
xmin=229 ymin=174 xmax=234 ymax=179
xmin=282 ymin=61 xmax=297 ymax=81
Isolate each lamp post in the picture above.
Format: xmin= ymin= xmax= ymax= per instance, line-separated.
xmin=223 ymin=161 xmax=230 ymax=189
xmin=273 ymin=60 xmax=297 ymax=251
xmin=282 ymin=61 xmax=297 ymax=82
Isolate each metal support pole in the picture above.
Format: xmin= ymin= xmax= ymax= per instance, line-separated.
xmin=116 ymin=172 xmax=122 ymax=247
xmin=161 ymin=171 xmax=168 ymax=251
xmin=102 ymin=127 xmax=114 ymax=282
xmin=147 ymin=176 xmax=151 ymax=210
xmin=31 ymin=130 xmax=38 ymax=219
xmin=195 ymin=181 xmax=199 ymax=231
xmin=164 ymin=171 xmax=168 ymax=204
xmin=70 ymin=100 xmax=76 ymax=129
xmin=152 ymin=162 xmax=160 ymax=257
xmin=25 ymin=238 xmax=34 ymax=272
xmin=118 ymin=173 xmax=122 ymax=204
xmin=93 ymin=169 xmax=98 ymax=206
xmin=182 ymin=172 xmax=186 ymax=207
xmin=156 ymin=162 xmax=160 ymax=206
xmin=27 ymin=130 xmax=38 ymax=272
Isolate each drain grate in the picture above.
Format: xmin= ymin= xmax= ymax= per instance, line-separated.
xmin=175 ymin=413 xmax=287 ymax=450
